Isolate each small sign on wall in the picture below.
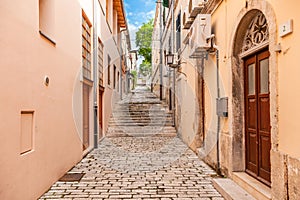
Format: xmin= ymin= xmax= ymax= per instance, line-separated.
xmin=279 ymin=19 xmax=293 ymax=37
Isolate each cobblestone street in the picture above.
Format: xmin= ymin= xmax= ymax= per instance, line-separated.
xmin=40 ymin=86 xmax=224 ymax=200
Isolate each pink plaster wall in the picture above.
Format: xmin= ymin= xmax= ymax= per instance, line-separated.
xmin=0 ymin=0 xmax=84 ymax=199
xmin=0 ymin=0 xmax=126 ymax=198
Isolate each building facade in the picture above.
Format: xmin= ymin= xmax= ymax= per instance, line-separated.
xmin=0 ymin=0 xmax=129 ymax=199
xmin=152 ymin=0 xmax=300 ymax=199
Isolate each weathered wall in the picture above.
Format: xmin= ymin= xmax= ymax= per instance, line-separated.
xmin=171 ymin=0 xmax=300 ymax=198
xmin=209 ymin=0 xmax=300 ymax=199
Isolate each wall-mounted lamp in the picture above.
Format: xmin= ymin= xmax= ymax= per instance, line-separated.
xmin=165 ymin=52 xmax=179 ymax=68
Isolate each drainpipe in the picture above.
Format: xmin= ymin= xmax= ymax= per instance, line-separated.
xmin=93 ymin=0 xmax=98 ymax=148
xmin=216 ymin=49 xmax=221 ymax=174
xmin=159 ymin=1 xmax=163 ymax=100
xmin=171 ymin=0 xmax=176 ymax=127
xmin=120 ymin=32 xmax=123 ymax=100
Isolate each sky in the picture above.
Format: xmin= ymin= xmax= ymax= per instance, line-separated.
xmin=123 ymin=0 xmax=156 ymax=50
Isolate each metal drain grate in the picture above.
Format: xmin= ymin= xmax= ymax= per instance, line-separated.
xmin=58 ymin=173 xmax=85 ymax=182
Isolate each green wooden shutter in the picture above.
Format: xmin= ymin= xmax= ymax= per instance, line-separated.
xmin=163 ymin=0 xmax=169 ymax=7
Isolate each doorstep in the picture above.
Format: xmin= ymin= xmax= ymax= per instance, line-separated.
xmin=232 ymin=172 xmax=271 ymax=200
xmin=213 ymin=178 xmax=256 ymax=200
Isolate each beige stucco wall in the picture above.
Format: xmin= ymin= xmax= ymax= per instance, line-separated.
xmin=208 ymin=0 xmax=300 ymax=170
xmin=271 ymin=0 xmax=300 ymax=158
xmin=164 ymin=0 xmax=300 ymax=198
xmin=206 ymin=0 xmax=300 ymax=198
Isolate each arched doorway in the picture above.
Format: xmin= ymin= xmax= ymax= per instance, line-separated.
xmin=242 ymin=12 xmax=271 ymax=185
xmin=230 ymin=5 xmax=278 ymax=186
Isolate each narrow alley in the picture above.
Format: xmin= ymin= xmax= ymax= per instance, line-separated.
xmin=3 ymin=0 xmax=300 ymax=199
xmin=40 ymin=85 xmax=223 ymax=200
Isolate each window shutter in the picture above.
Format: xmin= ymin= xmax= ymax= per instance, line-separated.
xmin=163 ymin=0 xmax=169 ymax=7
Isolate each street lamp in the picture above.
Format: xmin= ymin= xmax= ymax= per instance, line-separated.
xmin=166 ymin=53 xmax=174 ymax=65
xmin=165 ymin=52 xmax=179 ymax=68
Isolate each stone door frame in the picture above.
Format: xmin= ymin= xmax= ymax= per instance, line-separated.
xmin=229 ymin=0 xmax=278 ymax=179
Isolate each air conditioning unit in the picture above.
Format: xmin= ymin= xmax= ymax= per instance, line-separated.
xmin=189 ymin=0 xmax=207 ymax=18
xmin=183 ymin=6 xmax=195 ymax=29
xmin=189 ymin=14 xmax=212 ymax=58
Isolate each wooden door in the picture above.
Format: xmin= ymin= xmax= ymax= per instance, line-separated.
xmin=83 ymin=84 xmax=90 ymax=150
xmin=244 ymin=50 xmax=271 ymax=185
xmin=99 ymin=89 xmax=103 ymax=139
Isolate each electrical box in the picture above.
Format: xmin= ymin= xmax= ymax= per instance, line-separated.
xmin=216 ymin=97 xmax=228 ymax=117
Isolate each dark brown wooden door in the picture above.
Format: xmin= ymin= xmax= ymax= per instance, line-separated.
xmin=99 ymin=89 xmax=103 ymax=139
xmin=244 ymin=50 xmax=271 ymax=185
xmin=83 ymin=84 xmax=90 ymax=150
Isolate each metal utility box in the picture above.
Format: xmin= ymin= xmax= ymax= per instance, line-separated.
xmin=216 ymin=97 xmax=228 ymax=117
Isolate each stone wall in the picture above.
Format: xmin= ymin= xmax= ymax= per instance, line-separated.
xmin=271 ymin=150 xmax=300 ymax=200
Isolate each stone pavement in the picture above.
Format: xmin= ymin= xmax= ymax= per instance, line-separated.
xmin=40 ymin=85 xmax=224 ymax=200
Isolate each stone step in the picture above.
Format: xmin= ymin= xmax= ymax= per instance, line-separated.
xmin=213 ymin=178 xmax=255 ymax=200
xmin=109 ymin=118 xmax=172 ymax=122
xmin=109 ymin=117 xmax=173 ymax=121
xmin=107 ymin=125 xmax=176 ymax=129
xmin=232 ymin=172 xmax=271 ymax=200
xmin=111 ymin=114 xmax=171 ymax=118
xmin=106 ymin=89 xmax=176 ymax=139
xmin=112 ymin=113 xmax=172 ymax=116
xmin=110 ymin=116 xmax=172 ymax=120
xmin=106 ymin=132 xmax=177 ymax=138
xmin=111 ymin=113 xmax=171 ymax=117
xmin=114 ymin=102 xmax=164 ymax=108
xmin=107 ymin=127 xmax=177 ymax=132
xmin=108 ymin=123 xmax=174 ymax=127
xmin=112 ymin=110 xmax=170 ymax=113
xmin=109 ymin=121 xmax=173 ymax=125
xmin=107 ymin=128 xmax=177 ymax=134
xmin=109 ymin=118 xmax=173 ymax=122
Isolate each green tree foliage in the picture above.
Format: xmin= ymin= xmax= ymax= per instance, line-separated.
xmin=136 ymin=19 xmax=153 ymax=76
xmin=131 ymin=70 xmax=137 ymax=89
xmin=139 ymin=60 xmax=152 ymax=77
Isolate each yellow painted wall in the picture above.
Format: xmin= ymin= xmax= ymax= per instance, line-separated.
xmin=270 ymin=0 xmax=300 ymax=158
xmin=207 ymin=0 xmax=300 ymax=161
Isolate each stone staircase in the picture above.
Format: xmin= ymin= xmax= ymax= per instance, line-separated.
xmin=106 ymin=85 xmax=177 ymax=138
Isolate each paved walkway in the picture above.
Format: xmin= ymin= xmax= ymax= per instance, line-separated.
xmin=40 ymin=85 xmax=223 ymax=200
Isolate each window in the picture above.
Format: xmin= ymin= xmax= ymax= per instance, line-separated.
xmin=82 ymin=13 xmax=92 ymax=80
xmin=176 ymin=12 xmax=181 ymax=52
xmin=107 ymin=55 xmax=111 ymax=86
xmin=39 ymin=0 xmax=55 ymax=44
xmin=98 ymin=38 xmax=104 ymax=87
xmin=113 ymin=65 xmax=116 ymax=89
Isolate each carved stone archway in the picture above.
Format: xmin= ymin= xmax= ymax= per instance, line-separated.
xmin=229 ymin=0 xmax=278 ymax=176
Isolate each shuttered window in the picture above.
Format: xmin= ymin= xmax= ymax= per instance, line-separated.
xmin=98 ymin=39 xmax=104 ymax=87
xmin=82 ymin=14 xmax=92 ymax=80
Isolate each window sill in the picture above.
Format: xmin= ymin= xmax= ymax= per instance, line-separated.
xmin=39 ymin=31 xmax=56 ymax=46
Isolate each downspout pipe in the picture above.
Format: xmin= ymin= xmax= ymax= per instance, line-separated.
xmin=159 ymin=1 xmax=163 ymax=100
xmin=216 ymin=49 xmax=221 ymax=174
xmin=171 ymin=0 xmax=176 ymax=127
xmin=93 ymin=0 xmax=98 ymax=148
xmin=120 ymin=32 xmax=123 ymax=100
